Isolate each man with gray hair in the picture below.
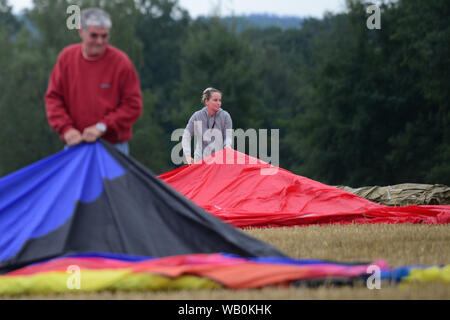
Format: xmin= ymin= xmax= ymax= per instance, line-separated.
xmin=45 ymin=8 xmax=142 ymax=154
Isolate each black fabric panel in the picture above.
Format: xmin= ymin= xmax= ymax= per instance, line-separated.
xmin=99 ymin=140 xmax=287 ymax=258
xmin=0 ymin=141 xmax=285 ymax=273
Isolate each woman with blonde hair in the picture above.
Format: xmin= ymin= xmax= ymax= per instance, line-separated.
xmin=182 ymin=87 xmax=233 ymax=164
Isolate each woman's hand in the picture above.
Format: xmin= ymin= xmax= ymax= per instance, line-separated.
xmin=185 ymin=155 xmax=194 ymax=165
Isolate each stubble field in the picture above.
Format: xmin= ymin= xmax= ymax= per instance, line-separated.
xmin=10 ymin=224 xmax=450 ymax=300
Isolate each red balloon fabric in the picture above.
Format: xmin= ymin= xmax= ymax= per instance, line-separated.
xmin=159 ymin=149 xmax=450 ymax=227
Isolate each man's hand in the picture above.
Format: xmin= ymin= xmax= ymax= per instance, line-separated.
xmin=185 ymin=155 xmax=194 ymax=165
xmin=82 ymin=125 xmax=104 ymax=143
xmin=64 ymin=128 xmax=83 ymax=146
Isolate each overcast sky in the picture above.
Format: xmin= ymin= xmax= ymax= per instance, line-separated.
xmin=11 ymin=0 xmax=347 ymax=18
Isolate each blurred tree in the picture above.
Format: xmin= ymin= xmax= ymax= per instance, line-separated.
xmin=0 ymin=0 xmax=447 ymax=186
xmin=0 ymin=0 xmax=20 ymax=34
xmin=135 ymin=0 xmax=189 ymax=93
xmin=130 ymin=89 xmax=169 ymax=173
xmin=176 ymin=18 xmax=264 ymax=129
xmin=0 ymin=26 xmax=61 ymax=176
xmin=241 ymin=23 xmax=319 ymax=169
xmin=386 ymin=0 xmax=450 ymax=185
xmin=131 ymin=0 xmax=190 ymax=172
xmin=282 ymin=0 xmax=449 ymax=186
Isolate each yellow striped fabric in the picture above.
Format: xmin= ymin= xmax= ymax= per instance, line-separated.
xmin=0 ymin=269 xmax=222 ymax=296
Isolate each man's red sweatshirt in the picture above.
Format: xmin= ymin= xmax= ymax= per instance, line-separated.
xmin=45 ymin=43 xmax=143 ymax=143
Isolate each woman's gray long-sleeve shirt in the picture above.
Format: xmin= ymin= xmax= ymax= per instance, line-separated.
xmin=182 ymin=107 xmax=233 ymax=161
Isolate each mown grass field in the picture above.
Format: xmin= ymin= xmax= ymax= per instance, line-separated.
xmin=9 ymin=224 xmax=450 ymax=300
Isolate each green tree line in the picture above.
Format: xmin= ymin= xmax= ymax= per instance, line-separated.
xmin=0 ymin=0 xmax=448 ymax=186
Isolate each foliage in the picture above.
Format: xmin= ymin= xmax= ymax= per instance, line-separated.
xmin=0 ymin=0 xmax=448 ymax=185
